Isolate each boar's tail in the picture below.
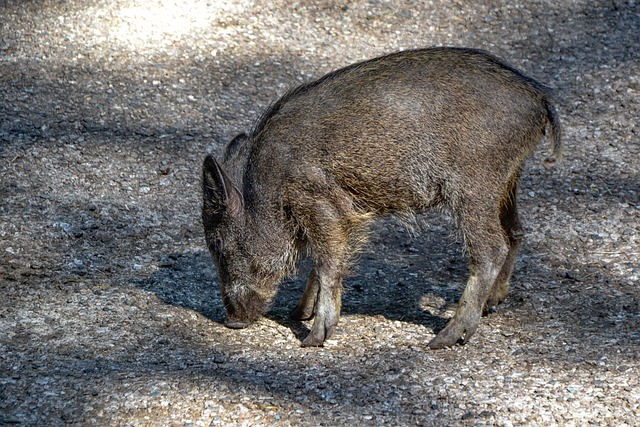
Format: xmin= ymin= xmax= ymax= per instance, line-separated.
xmin=542 ymin=98 xmax=563 ymax=169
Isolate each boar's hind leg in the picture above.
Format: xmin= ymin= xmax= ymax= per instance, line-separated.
xmin=290 ymin=269 xmax=319 ymax=321
xmin=484 ymin=175 xmax=524 ymax=314
xmin=428 ymin=200 xmax=509 ymax=349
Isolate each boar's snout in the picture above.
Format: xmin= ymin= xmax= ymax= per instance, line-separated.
xmin=222 ymin=305 xmax=259 ymax=329
xmin=221 ymin=287 xmax=270 ymax=330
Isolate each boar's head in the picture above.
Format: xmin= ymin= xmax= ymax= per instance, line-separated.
xmin=201 ymin=153 xmax=277 ymax=329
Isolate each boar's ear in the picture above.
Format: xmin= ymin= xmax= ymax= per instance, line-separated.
xmin=202 ymin=155 xmax=243 ymax=223
xmin=223 ymin=133 xmax=248 ymax=161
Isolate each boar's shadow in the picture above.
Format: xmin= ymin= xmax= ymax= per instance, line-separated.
xmin=267 ymin=216 xmax=466 ymax=340
xmin=136 ymin=214 xmax=473 ymax=342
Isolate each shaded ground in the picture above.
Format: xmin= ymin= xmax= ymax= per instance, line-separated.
xmin=1 ymin=0 xmax=638 ymax=425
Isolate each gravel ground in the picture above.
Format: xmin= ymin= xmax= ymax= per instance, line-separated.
xmin=1 ymin=0 xmax=639 ymax=425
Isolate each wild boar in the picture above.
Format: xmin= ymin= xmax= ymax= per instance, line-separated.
xmin=202 ymin=47 xmax=562 ymax=349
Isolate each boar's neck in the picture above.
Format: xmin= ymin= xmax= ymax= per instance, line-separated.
xmin=239 ymin=144 xmax=300 ymax=279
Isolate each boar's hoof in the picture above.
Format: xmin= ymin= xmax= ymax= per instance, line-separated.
xmin=224 ymin=319 xmax=251 ymax=329
xmin=301 ymin=334 xmax=325 ymax=347
xmin=301 ymin=323 xmax=335 ymax=347
xmin=428 ymin=319 xmax=478 ymax=349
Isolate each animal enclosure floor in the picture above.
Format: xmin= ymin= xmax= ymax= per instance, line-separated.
xmin=1 ymin=0 xmax=639 ymax=425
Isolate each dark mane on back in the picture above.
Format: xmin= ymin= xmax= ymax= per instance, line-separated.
xmin=250 ymin=83 xmax=316 ymax=138
xmin=250 ymin=47 xmax=554 ymax=138
xmin=250 ymin=55 xmax=385 ymax=138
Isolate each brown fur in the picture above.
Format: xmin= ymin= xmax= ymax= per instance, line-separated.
xmin=202 ymin=47 xmax=562 ymax=348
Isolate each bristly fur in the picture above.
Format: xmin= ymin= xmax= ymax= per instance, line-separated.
xmin=253 ymin=47 xmax=558 ymax=137
xmin=203 ymin=46 xmax=563 ymax=348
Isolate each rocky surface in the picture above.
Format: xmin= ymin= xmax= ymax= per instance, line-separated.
xmin=1 ymin=0 xmax=638 ymax=425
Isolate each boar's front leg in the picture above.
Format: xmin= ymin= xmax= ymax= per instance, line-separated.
xmin=290 ymin=269 xmax=319 ymax=321
xmin=290 ymin=193 xmax=353 ymax=347
xmin=428 ymin=198 xmax=509 ymax=349
xmin=301 ymin=259 xmax=344 ymax=347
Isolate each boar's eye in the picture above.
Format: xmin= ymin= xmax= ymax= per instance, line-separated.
xmin=206 ymin=235 xmax=224 ymax=256
xmin=213 ymin=238 xmax=224 ymax=253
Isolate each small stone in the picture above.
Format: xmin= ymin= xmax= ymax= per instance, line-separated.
xmin=565 ymin=271 xmax=581 ymax=281
xmin=461 ymin=412 xmax=475 ymax=420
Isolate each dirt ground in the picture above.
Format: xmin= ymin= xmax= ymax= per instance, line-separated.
xmin=1 ymin=0 xmax=639 ymax=425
